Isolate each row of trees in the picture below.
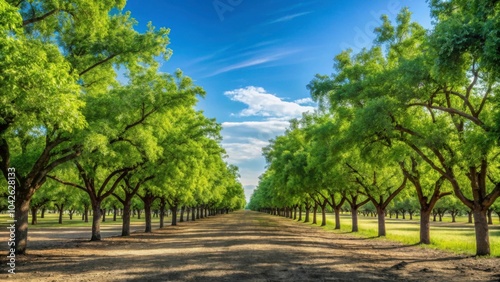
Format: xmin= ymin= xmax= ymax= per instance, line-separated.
xmin=249 ymin=0 xmax=500 ymax=256
xmin=0 ymin=0 xmax=245 ymax=254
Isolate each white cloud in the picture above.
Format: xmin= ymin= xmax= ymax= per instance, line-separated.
xmin=221 ymin=86 xmax=316 ymax=199
xmin=294 ymin=97 xmax=315 ymax=105
xmin=221 ymin=120 xmax=290 ymax=165
xmin=222 ymin=137 xmax=269 ymax=164
xmin=222 ymin=120 xmax=290 ymax=134
xmin=224 ymin=86 xmax=315 ymax=119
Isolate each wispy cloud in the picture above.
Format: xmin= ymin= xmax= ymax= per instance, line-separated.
xmin=270 ymin=2 xmax=310 ymax=15
xmin=209 ymin=58 xmax=271 ymax=77
xmin=207 ymin=49 xmax=300 ymax=77
xmin=266 ymin=11 xmax=312 ymax=25
xmin=184 ymin=45 xmax=233 ymax=67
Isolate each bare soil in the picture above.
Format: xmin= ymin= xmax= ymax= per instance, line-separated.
xmin=2 ymin=210 xmax=499 ymax=281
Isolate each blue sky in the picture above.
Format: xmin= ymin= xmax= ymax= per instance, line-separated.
xmin=124 ymin=0 xmax=432 ymax=202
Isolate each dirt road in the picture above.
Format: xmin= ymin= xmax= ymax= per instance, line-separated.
xmin=2 ymin=210 xmax=499 ymax=281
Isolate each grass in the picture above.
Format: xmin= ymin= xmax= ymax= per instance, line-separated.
xmin=315 ymin=213 xmax=500 ymax=257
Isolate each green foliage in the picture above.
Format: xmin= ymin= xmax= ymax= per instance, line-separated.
xmin=251 ymin=1 xmax=500 ymax=256
xmin=0 ymin=0 xmax=245 ymax=252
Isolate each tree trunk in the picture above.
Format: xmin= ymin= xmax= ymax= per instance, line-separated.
xmin=351 ymin=207 xmax=359 ymax=232
xmin=122 ymin=202 xmax=131 ymax=236
xmin=487 ymin=209 xmax=493 ymax=225
xmin=376 ymin=207 xmax=386 ymax=237
xmin=31 ymin=207 xmax=38 ymax=225
xmin=191 ymin=207 xmax=196 ymax=221
xmin=113 ymin=206 xmax=117 ymax=221
xmin=320 ymin=204 xmax=327 ymax=226
xmin=102 ymin=209 xmax=106 ymax=222
xmin=298 ymin=206 xmax=302 ymax=221
xmin=334 ymin=207 xmax=341 ymax=230
xmin=41 ymin=207 xmax=46 ymax=218
xmin=91 ymin=200 xmax=102 ymax=241
xmin=180 ymin=207 xmax=185 ymax=222
xmin=84 ymin=205 xmax=89 ymax=222
xmin=159 ymin=198 xmax=166 ymax=228
xmin=171 ymin=205 xmax=178 ymax=226
xmin=468 ymin=210 xmax=473 ymax=223
xmin=312 ymin=202 xmax=318 ymax=224
xmin=304 ymin=205 xmax=310 ymax=223
xmin=144 ymin=200 xmax=152 ymax=233
xmin=136 ymin=209 xmax=141 ymax=219
xmin=420 ymin=209 xmax=431 ymax=244
xmin=473 ymin=208 xmax=490 ymax=256
xmin=15 ymin=194 xmax=32 ymax=254
xmin=58 ymin=204 xmax=64 ymax=224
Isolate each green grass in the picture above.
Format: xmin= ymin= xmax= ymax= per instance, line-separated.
xmin=316 ymin=213 xmax=500 ymax=257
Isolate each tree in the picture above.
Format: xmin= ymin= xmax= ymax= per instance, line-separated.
xmin=0 ymin=0 xmax=171 ymax=254
xmin=29 ymin=185 xmax=51 ymax=225
xmin=347 ymin=155 xmax=408 ymax=237
xmin=305 ymin=114 xmax=357 ymax=230
xmin=400 ymin=157 xmax=452 ymax=243
xmin=112 ymin=171 xmax=154 ymax=236
xmin=307 ymin=4 xmax=500 ymax=255
xmin=137 ymin=186 xmax=158 ymax=233
xmin=49 ymin=66 xmax=204 ymax=240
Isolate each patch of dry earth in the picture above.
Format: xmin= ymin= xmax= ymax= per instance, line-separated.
xmin=1 ymin=210 xmax=499 ymax=281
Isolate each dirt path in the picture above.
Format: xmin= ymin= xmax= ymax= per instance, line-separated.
xmin=2 ymin=210 xmax=499 ymax=281
xmin=9 ymin=222 xmax=149 ymax=250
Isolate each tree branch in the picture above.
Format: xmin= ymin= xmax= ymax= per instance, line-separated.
xmin=23 ymin=9 xmax=58 ymax=26
xmin=101 ymin=170 xmax=130 ymax=199
xmin=97 ymin=167 xmax=131 ymax=197
xmin=47 ymin=175 xmax=86 ymax=192
xmin=407 ymin=103 xmax=484 ymax=128
xmin=476 ymin=84 xmax=491 ymax=117
xmin=79 ymin=54 xmax=117 ymax=76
